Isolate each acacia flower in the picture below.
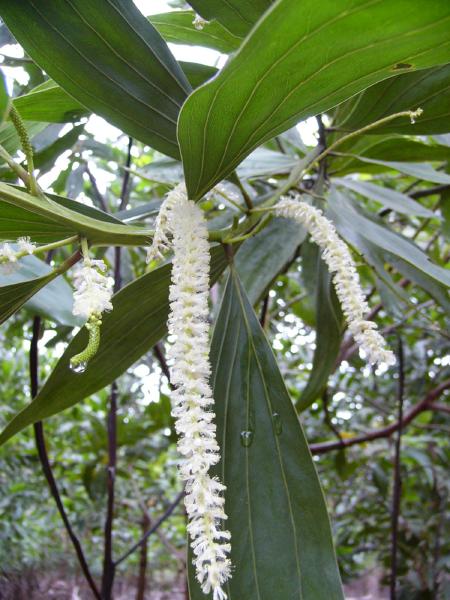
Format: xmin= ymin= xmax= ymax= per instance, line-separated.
xmin=193 ymin=14 xmax=209 ymax=30
xmin=17 ymin=236 xmax=36 ymax=255
xmin=155 ymin=186 xmax=231 ymax=598
xmin=275 ymin=197 xmax=395 ymax=366
xmin=0 ymin=237 xmax=36 ymax=273
xmin=0 ymin=242 xmax=18 ymax=273
xmin=70 ymin=256 xmax=113 ymax=372
xmin=72 ymin=258 xmax=113 ymax=320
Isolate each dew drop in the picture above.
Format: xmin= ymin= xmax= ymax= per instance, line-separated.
xmin=70 ymin=361 xmax=87 ymax=373
xmin=240 ymin=430 xmax=254 ymax=447
xmin=272 ymin=412 xmax=282 ymax=435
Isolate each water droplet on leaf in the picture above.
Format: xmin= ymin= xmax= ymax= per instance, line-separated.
xmin=240 ymin=430 xmax=254 ymax=447
xmin=272 ymin=412 xmax=282 ymax=435
xmin=70 ymin=360 xmax=87 ymax=373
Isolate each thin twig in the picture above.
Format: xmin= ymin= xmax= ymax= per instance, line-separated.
xmin=30 ymin=317 xmax=101 ymax=600
xmin=114 ymin=491 xmax=185 ymax=567
xmin=310 ymin=379 xmax=450 ymax=455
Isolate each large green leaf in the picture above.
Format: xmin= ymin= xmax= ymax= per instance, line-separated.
xmin=334 ymin=63 xmax=450 ymax=135
xmin=235 ymin=216 xmax=305 ymax=304
xmin=0 ymin=0 xmax=191 ymax=158
xmin=179 ymin=0 xmax=450 ymax=199
xmin=13 ymin=80 xmax=88 ymax=123
xmin=0 ymin=254 xmax=79 ymax=327
xmin=0 ymin=246 xmax=228 ymax=446
xmin=0 ymin=183 xmax=151 ymax=246
xmin=188 ymin=268 xmax=344 ymax=599
xmin=187 ymin=0 xmax=272 ymax=37
xmin=149 ymin=11 xmax=240 ymax=53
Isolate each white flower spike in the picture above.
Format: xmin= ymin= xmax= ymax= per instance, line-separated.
xmin=157 ymin=185 xmax=232 ymax=598
xmin=275 ymin=197 xmax=395 ymax=366
xmin=72 ymin=258 xmax=113 ymax=320
xmin=193 ymin=14 xmax=209 ymax=30
xmin=17 ymin=236 xmax=36 ymax=255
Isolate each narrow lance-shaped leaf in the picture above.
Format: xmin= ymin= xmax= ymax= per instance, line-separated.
xmin=0 ymin=0 xmax=191 ymax=158
xmin=333 ymin=177 xmax=437 ymax=218
xmin=13 ymin=80 xmax=89 ymax=123
xmin=149 ymin=11 xmax=240 ymax=54
xmin=179 ymin=0 xmax=450 ymax=199
xmin=188 ymin=267 xmax=344 ymax=599
xmin=0 ymin=183 xmax=152 ymax=246
xmin=187 ymin=0 xmax=273 ymax=37
xmin=0 ymin=254 xmax=79 ymax=327
xmin=0 ymin=246 xmax=228 ymax=447
xmin=297 ymin=253 xmax=344 ymax=412
xmin=235 ymin=216 xmax=305 ymax=305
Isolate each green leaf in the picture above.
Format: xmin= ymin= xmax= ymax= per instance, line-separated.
xmin=333 ymin=178 xmax=437 ymax=218
xmin=0 ymin=270 xmax=57 ymax=326
xmin=237 ymin=148 xmax=298 ymax=180
xmin=328 ymin=136 xmax=450 ymax=177
xmin=0 ymin=183 xmax=151 ymax=246
xmin=179 ymin=0 xmax=450 ymax=199
xmin=0 ymin=254 xmax=79 ymax=327
xmin=0 ymin=120 xmax=46 ymax=160
xmin=179 ymin=61 xmax=218 ymax=88
xmin=149 ymin=11 xmax=240 ymax=53
xmin=33 ymin=124 xmax=85 ymax=173
xmin=235 ymin=216 xmax=305 ymax=304
xmin=0 ymin=246 xmax=228 ymax=446
xmin=334 ymin=63 xmax=450 ymax=135
xmin=0 ymin=0 xmax=191 ymax=158
xmin=187 ymin=0 xmax=272 ymax=37
xmin=13 ymin=80 xmax=88 ymax=123
xmin=188 ymin=268 xmax=344 ymax=600
xmin=341 ymin=157 xmax=450 ymax=185
xmin=328 ymin=188 xmax=450 ymax=288
xmin=297 ymin=256 xmax=343 ymax=412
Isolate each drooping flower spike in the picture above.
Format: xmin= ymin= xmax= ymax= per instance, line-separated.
xmin=275 ymin=196 xmax=395 ymax=367
xmin=151 ymin=184 xmax=232 ymax=599
xmin=70 ymin=242 xmax=113 ymax=372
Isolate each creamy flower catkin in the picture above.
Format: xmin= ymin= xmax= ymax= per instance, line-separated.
xmin=70 ymin=257 xmax=113 ymax=371
xmin=151 ymin=185 xmax=231 ymax=599
xmin=0 ymin=236 xmax=36 ymax=273
xmin=275 ymin=197 xmax=395 ymax=366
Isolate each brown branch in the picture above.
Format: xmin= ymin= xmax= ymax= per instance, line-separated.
xmin=310 ymin=379 xmax=450 ymax=455
xmin=30 ymin=317 xmax=101 ymax=600
xmin=390 ymin=338 xmax=405 ymax=600
xmin=114 ymin=491 xmax=184 ymax=567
